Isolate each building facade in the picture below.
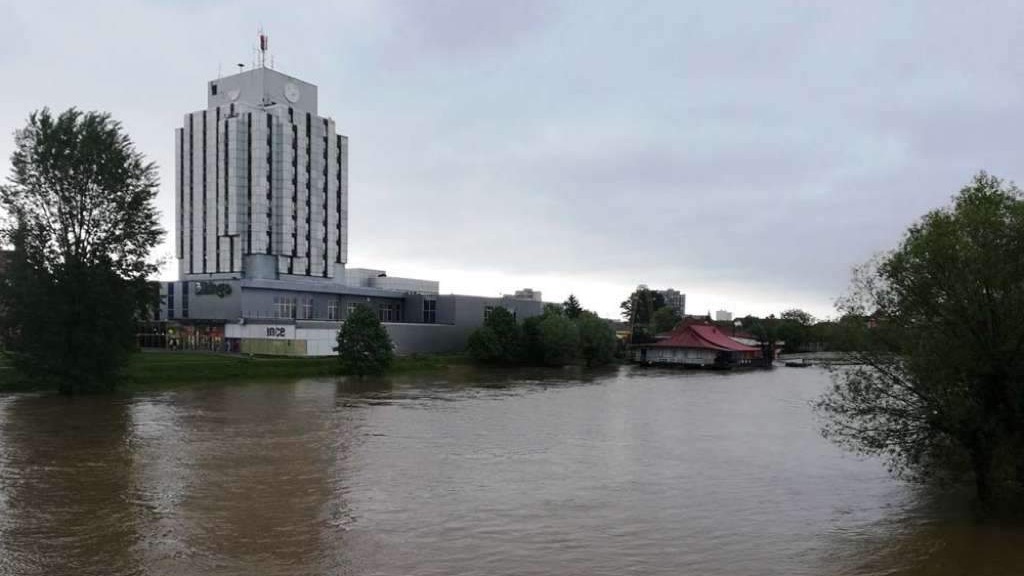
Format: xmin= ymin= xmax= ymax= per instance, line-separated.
xmin=176 ymin=67 xmax=347 ymax=282
xmin=159 ymin=277 xmax=543 ymax=356
xmin=159 ymin=64 xmax=546 ymax=355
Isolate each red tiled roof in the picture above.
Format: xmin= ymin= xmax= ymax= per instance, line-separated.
xmin=651 ymin=323 xmax=759 ymax=352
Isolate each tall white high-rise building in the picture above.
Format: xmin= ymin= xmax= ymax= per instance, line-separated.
xmin=176 ymin=66 xmax=348 ymax=282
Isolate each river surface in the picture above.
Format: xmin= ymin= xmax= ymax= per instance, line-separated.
xmin=1 ymin=366 xmax=1023 ymax=575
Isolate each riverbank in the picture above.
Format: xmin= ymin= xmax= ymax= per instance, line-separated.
xmin=0 ymin=352 xmax=471 ymax=392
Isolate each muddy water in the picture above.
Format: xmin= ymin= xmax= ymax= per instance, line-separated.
xmin=0 ymin=366 xmax=1022 ymax=575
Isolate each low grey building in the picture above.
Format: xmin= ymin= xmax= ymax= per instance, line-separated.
xmin=158 ymin=276 xmax=543 ymax=356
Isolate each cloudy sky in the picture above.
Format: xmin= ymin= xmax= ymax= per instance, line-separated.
xmin=1 ymin=1 xmax=1021 ymax=319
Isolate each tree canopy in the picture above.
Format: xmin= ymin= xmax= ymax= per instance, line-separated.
xmin=816 ymin=172 xmax=1024 ymax=503
xmin=467 ymin=307 xmax=522 ymax=364
xmin=335 ymin=304 xmax=393 ymax=375
xmin=563 ymin=294 xmax=583 ymax=319
xmin=468 ymin=298 xmax=617 ymax=368
xmin=652 ymin=306 xmax=681 ymax=334
xmin=620 ymin=286 xmax=666 ymax=325
xmin=0 ymin=108 xmax=163 ymax=393
xmin=577 ymin=311 xmax=617 ymax=367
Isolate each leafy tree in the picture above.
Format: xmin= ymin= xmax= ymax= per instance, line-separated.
xmin=0 ymin=109 xmax=163 ymax=394
xmin=747 ymin=314 xmax=780 ymax=363
xmin=780 ymin=308 xmax=815 ymax=326
xmin=466 ymin=307 xmax=521 ymax=364
xmin=620 ymin=286 xmax=666 ymax=325
xmin=335 ymin=304 xmax=393 ymax=375
xmin=776 ymin=308 xmax=816 ymax=352
xmin=519 ymin=315 xmax=547 ymax=365
xmin=467 ymin=326 xmax=503 ymax=363
xmin=577 ymin=311 xmax=616 ymax=367
xmin=816 ymin=173 xmax=1024 ymax=503
xmin=652 ymin=306 xmax=681 ymax=333
xmin=563 ymin=294 xmax=583 ymax=319
xmin=539 ymin=314 xmax=579 ymax=366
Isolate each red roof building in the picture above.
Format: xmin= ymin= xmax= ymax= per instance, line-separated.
xmin=634 ymin=322 xmax=761 ymax=367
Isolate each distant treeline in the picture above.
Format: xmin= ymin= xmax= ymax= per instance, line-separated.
xmin=467 ymin=295 xmax=619 ymax=368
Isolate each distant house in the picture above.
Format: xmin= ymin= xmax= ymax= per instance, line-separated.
xmin=632 ymin=321 xmax=760 ymax=368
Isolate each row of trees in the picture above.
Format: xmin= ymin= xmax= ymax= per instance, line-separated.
xmin=467 ymin=295 xmax=618 ymax=367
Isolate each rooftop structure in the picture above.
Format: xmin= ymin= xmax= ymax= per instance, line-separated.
xmin=505 ymin=288 xmax=543 ymax=302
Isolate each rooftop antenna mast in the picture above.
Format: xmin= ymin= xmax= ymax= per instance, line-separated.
xmin=258 ymin=28 xmax=268 ymax=68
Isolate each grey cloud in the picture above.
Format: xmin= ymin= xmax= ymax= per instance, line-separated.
xmin=377 ymin=0 xmax=554 ymax=55
xmin=4 ymin=0 xmax=1024 ymax=318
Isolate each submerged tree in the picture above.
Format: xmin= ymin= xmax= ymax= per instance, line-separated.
xmin=576 ymin=311 xmax=617 ymax=367
xmin=816 ymin=172 xmax=1024 ymax=503
xmin=467 ymin=307 xmax=521 ymax=364
xmin=651 ymin=306 xmax=681 ymax=334
xmin=0 ymin=109 xmax=163 ymax=393
xmin=538 ymin=314 xmax=579 ymax=366
xmin=335 ymin=304 xmax=393 ymax=376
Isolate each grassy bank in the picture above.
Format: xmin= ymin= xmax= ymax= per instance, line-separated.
xmin=0 ymin=351 xmax=470 ymax=392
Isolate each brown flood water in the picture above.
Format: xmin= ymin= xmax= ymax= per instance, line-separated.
xmin=1 ymin=366 xmax=1023 ymax=575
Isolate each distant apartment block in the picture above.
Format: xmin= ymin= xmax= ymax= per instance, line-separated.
xmin=659 ymin=288 xmax=686 ymax=317
xmin=715 ymin=310 xmax=733 ymax=322
xmin=506 ymin=288 xmax=542 ymax=302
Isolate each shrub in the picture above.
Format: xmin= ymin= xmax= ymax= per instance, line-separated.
xmin=335 ymin=304 xmax=393 ymax=376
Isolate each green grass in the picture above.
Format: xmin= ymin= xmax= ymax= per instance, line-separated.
xmin=0 ymin=351 xmax=470 ymax=392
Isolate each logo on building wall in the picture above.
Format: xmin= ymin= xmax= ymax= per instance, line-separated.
xmin=193 ymin=282 xmax=233 ymax=298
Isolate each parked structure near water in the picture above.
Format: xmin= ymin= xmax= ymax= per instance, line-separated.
xmin=632 ymin=321 xmax=760 ymax=368
xmin=157 ymin=57 xmax=546 ymax=355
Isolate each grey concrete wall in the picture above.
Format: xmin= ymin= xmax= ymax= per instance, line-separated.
xmin=163 ymin=280 xmax=243 ymax=321
xmin=243 ymin=254 xmax=278 ymax=280
xmin=208 ymin=68 xmax=318 ymax=114
xmin=449 ymin=294 xmax=544 ymax=327
xmin=385 ymin=323 xmax=467 ymax=355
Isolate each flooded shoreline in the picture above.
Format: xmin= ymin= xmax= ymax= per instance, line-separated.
xmin=0 ymin=366 xmax=1021 ymax=575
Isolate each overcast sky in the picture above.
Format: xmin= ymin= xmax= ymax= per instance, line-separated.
xmin=1 ymin=1 xmax=1021 ymax=319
